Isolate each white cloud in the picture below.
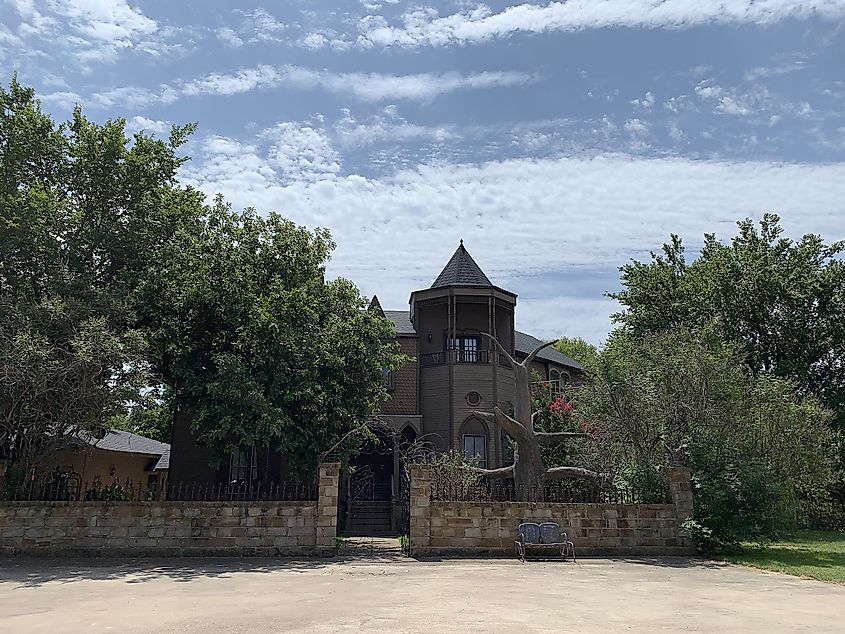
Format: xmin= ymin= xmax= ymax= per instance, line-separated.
xmin=247 ymin=7 xmax=286 ymax=42
xmin=5 ymin=0 xmax=168 ymax=66
xmin=630 ymin=91 xmax=655 ymax=110
xmin=261 ymin=122 xmax=342 ymax=183
xmin=668 ymin=123 xmax=686 ymax=141
xmin=90 ymin=65 xmax=537 ymax=107
xmin=335 ymin=107 xmax=459 ymax=147
xmin=303 ymin=1 xmax=845 ymax=49
xmin=181 ymin=144 xmax=845 ymax=343
xmin=125 ymin=116 xmax=170 ymax=136
xmin=624 ymin=118 xmax=649 ymax=136
xmin=216 ymin=27 xmax=243 ymax=48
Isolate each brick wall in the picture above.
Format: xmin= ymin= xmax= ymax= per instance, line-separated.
xmin=409 ymin=466 xmax=695 ymax=557
xmin=0 ymin=463 xmax=341 ymax=557
xmin=380 ymin=336 xmax=419 ymax=415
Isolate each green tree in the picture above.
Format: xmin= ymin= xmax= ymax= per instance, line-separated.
xmin=576 ymin=330 xmax=837 ymax=550
xmin=140 ymin=198 xmax=403 ymax=472
xmin=610 ymin=214 xmax=845 ymax=429
xmin=554 ymin=336 xmax=599 ymax=369
xmin=0 ymin=76 xmax=199 ymax=486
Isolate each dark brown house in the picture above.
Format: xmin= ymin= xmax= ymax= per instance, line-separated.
xmin=373 ymin=240 xmax=583 ymax=469
xmin=168 ymin=242 xmax=582 ymax=531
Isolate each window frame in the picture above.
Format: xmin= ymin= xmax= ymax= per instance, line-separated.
xmin=447 ymin=334 xmax=481 ymax=363
xmin=229 ymin=446 xmax=258 ymax=485
xmin=462 ymin=434 xmax=488 ymax=469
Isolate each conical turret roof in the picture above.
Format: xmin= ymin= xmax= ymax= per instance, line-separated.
xmin=431 ymin=240 xmax=493 ymax=288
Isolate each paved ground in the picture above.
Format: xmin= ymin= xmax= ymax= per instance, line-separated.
xmin=1 ymin=540 xmax=843 ymax=633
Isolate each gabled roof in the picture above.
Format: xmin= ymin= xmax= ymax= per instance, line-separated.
xmin=514 ymin=330 xmax=584 ymax=371
xmin=431 ymin=241 xmax=493 ymax=288
xmin=384 ymin=310 xmax=417 ymax=335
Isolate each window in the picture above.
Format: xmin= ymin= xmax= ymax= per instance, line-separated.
xmin=463 ymin=434 xmax=487 ymax=469
xmin=448 ymin=335 xmax=480 ymax=363
xmin=229 ymin=447 xmax=258 ymax=485
xmin=382 ymin=366 xmax=394 ymax=390
xmin=549 ymin=369 xmax=562 ymax=394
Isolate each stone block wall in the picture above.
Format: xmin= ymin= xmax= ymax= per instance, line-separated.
xmin=0 ymin=501 xmax=324 ymax=557
xmin=410 ymin=467 xmax=696 ymax=557
xmin=0 ymin=463 xmax=340 ymax=557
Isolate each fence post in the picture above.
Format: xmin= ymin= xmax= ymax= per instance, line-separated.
xmin=409 ymin=463 xmax=432 ymax=557
xmin=316 ymin=462 xmax=340 ymax=554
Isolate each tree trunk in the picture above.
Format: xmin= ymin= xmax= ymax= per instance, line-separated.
xmin=472 ymin=333 xmax=601 ymax=501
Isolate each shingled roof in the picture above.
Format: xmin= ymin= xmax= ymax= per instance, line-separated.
xmin=514 ymin=330 xmax=584 ymax=371
xmin=384 ymin=310 xmax=417 ymax=335
xmin=431 ymin=241 xmax=493 ymax=288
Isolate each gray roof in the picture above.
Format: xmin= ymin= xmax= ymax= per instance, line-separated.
xmin=514 ymin=330 xmax=584 ymax=371
xmin=153 ymin=447 xmax=170 ymax=471
xmin=80 ymin=429 xmax=170 ymax=458
xmin=384 ymin=310 xmax=417 ymax=335
xmin=431 ymin=241 xmax=493 ymax=288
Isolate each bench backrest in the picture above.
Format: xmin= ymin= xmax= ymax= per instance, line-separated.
xmin=539 ymin=522 xmax=562 ymax=544
xmin=517 ymin=522 xmax=541 ymax=544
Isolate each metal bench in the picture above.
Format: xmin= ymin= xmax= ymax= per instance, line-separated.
xmin=514 ymin=521 xmax=576 ymax=562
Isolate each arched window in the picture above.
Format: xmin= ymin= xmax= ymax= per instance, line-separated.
xmin=460 ymin=416 xmax=488 ymax=468
xmin=549 ymin=369 xmax=562 ymax=394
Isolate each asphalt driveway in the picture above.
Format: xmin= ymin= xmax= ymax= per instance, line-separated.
xmin=1 ymin=551 xmax=843 ymax=633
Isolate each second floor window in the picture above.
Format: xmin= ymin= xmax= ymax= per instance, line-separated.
xmin=448 ymin=335 xmax=480 ymax=362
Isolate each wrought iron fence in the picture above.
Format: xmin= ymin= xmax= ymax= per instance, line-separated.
xmin=431 ymin=475 xmax=672 ymax=505
xmin=3 ymin=476 xmax=319 ymax=503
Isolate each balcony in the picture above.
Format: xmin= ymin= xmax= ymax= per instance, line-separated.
xmin=420 ymin=349 xmax=492 ymax=367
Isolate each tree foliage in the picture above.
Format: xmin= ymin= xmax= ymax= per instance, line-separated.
xmin=610 ymin=214 xmax=845 ymax=429
xmin=1 ymin=77 xmax=402 ymax=481
xmin=0 ymin=76 xmax=198 ymax=476
xmin=553 ymin=336 xmax=599 ymax=369
xmin=575 ymin=330 xmax=837 ymax=549
xmin=140 ymin=198 xmax=403 ymax=470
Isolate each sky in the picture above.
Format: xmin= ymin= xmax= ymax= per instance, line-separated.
xmin=2 ymin=1 xmax=845 ymax=344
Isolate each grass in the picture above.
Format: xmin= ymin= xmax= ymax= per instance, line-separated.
xmin=398 ymin=534 xmax=410 ymax=555
xmin=723 ymin=530 xmax=845 ymax=584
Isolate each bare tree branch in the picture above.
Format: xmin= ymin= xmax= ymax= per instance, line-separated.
xmin=524 ymin=338 xmax=559 ymax=367
xmin=479 ymin=332 xmax=515 ymax=367
xmin=543 ymin=466 xmax=603 ymax=480
xmin=470 ymin=465 xmax=514 ymax=479
xmin=535 ymin=431 xmax=591 ymax=444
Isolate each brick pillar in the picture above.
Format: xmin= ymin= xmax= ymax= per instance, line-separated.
xmin=668 ymin=466 xmax=695 ymax=550
xmin=409 ymin=463 xmax=432 ymax=557
xmin=667 ymin=466 xmax=693 ymax=520
xmin=316 ymin=462 xmax=340 ymax=553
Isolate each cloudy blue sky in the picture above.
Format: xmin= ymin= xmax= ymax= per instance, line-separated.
xmin=3 ymin=1 xmax=845 ymax=344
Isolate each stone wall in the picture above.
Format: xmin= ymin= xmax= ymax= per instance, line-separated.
xmin=410 ymin=465 xmax=695 ymax=557
xmin=0 ymin=463 xmax=341 ymax=557
xmin=0 ymin=501 xmax=325 ymax=557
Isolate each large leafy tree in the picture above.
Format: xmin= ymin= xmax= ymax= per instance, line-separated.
xmin=610 ymin=214 xmax=845 ymax=429
xmin=1 ymin=77 xmax=400 ymax=490
xmin=575 ymin=330 xmax=836 ymax=549
xmin=140 ymin=198 xmax=403 ymax=472
xmin=0 ymin=76 xmax=199 ymax=487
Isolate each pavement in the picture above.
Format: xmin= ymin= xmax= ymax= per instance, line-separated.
xmin=1 ymin=540 xmax=843 ymax=633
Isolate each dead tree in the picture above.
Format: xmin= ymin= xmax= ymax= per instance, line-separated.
xmin=471 ymin=333 xmax=601 ymax=498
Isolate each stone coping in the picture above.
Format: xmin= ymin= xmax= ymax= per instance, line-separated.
xmin=1 ymin=500 xmax=318 ymax=508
